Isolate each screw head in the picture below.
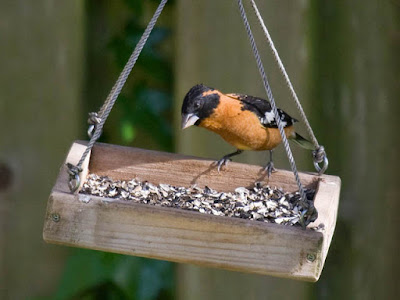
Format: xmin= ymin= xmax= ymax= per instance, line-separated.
xmin=51 ymin=213 xmax=60 ymax=222
xmin=307 ymin=253 xmax=316 ymax=262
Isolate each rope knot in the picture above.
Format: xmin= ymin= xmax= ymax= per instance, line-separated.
xmin=88 ymin=112 xmax=102 ymax=125
xmin=297 ymin=191 xmax=318 ymax=228
xmin=312 ymin=146 xmax=325 ymax=163
xmin=87 ymin=112 xmax=102 ymax=138
xmin=66 ymin=163 xmax=82 ymax=192
xmin=300 ymin=206 xmax=318 ymax=228
xmin=312 ymin=146 xmax=328 ymax=175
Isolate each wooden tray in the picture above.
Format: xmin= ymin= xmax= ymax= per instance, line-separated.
xmin=43 ymin=141 xmax=340 ymax=282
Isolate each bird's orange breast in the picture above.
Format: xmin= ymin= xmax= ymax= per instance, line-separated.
xmin=198 ymin=95 xmax=294 ymax=151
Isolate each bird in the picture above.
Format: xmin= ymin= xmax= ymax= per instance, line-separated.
xmin=181 ymin=84 xmax=315 ymax=176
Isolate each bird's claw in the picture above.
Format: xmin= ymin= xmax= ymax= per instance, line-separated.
xmin=217 ymin=157 xmax=231 ymax=172
xmin=264 ymin=161 xmax=276 ymax=178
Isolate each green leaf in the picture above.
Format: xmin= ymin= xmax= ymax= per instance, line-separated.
xmin=121 ymin=120 xmax=137 ymax=143
xmin=52 ymin=249 xmax=126 ymax=300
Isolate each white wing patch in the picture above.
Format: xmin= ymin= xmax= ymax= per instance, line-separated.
xmin=264 ymin=111 xmax=275 ymax=123
xmin=260 ymin=109 xmax=292 ymax=127
xmin=279 ymin=109 xmax=288 ymax=127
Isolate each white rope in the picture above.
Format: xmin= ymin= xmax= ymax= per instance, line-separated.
xmin=237 ymin=0 xmax=317 ymax=226
xmin=249 ymin=0 xmax=328 ymax=174
xmin=67 ymin=0 xmax=168 ymax=191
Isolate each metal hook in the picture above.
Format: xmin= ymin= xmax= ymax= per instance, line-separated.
xmin=299 ymin=209 xmax=308 ymax=229
xmin=313 ymin=155 xmax=329 ymax=175
xmin=87 ymin=124 xmax=95 ymax=139
xmin=299 ymin=205 xmax=319 ymax=229
xmin=87 ymin=112 xmax=102 ymax=139
xmin=312 ymin=146 xmax=328 ymax=175
xmin=68 ymin=173 xmax=81 ymax=192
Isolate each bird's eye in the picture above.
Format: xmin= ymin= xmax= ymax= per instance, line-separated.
xmin=193 ymin=100 xmax=201 ymax=109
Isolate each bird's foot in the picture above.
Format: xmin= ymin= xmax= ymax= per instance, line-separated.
xmin=264 ymin=161 xmax=276 ymax=178
xmin=215 ymin=150 xmax=243 ymax=172
xmin=216 ymin=157 xmax=231 ymax=172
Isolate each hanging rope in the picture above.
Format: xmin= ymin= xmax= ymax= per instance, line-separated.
xmin=237 ymin=0 xmax=317 ymax=227
xmin=67 ymin=0 xmax=168 ymax=192
xmin=249 ymin=0 xmax=328 ymax=175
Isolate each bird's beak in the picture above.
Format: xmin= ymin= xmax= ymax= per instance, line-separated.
xmin=181 ymin=113 xmax=199 ymax=129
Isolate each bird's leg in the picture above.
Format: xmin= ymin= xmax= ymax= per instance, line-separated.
xmin=264 ymin=150 xmax=276 ymax=177
xmin=217 ymin=149 xmax=243 ymax=172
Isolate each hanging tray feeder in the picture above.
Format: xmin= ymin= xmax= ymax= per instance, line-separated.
xmin=44 ymin=141 xmax=340 ymax=282
xmin=43 ymin=0 xmax=341 ymax=282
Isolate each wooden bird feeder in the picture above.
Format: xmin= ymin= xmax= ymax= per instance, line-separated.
xmin=43 ymin=141 xmax=340 ymax=282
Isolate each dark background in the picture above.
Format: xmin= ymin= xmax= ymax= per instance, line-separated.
xmin=0 ymin=0 xmax=399 ymax=299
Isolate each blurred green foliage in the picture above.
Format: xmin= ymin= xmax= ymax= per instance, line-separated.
xmin=51 ymin=249 xmax=174 ymax=300
xmin=49 ymin=0 xmax=176 ymax=299
xmin=108 ymin=0 xmax=174 ymax=150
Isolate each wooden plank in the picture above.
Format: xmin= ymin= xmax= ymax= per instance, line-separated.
xmin=44 ymin=191 xmax=324 ymax=281
xmin=89 ymin=142 xmax=320 ymax=193
xmin=43 ymin=141 xmax=340 ymax=282
xmin=314 ymin=175 xmax=341 ymax=276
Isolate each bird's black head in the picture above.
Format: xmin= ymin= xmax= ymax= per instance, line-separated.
xmin=181 ymin=84 xmax=220 ymax=129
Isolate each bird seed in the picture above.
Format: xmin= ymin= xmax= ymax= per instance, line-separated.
xmin=80 ymin=174 xmax=316 ymax=226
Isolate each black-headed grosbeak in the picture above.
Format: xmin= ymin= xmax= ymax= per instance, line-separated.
xmin=181 ymin=84 xmax=314 ymax=176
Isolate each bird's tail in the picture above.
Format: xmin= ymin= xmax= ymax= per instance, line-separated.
xmin=290 ymin=133 xmax=315 ymax=150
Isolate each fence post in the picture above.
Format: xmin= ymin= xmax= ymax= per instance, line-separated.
xmin=0 ymin=1 xmax=84 ymax=298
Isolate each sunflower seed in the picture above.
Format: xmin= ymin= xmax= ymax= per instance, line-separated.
xmin=80 ymin=174 xmax=316 ymax=227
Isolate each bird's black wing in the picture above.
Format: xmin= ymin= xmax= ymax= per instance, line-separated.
xmin=226 ymin=93 xmax=297 ymax=128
